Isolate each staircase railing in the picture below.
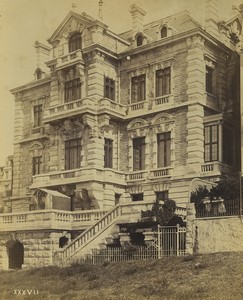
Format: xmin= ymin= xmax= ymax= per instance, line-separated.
xmin=58 ymin=204 xmax=122 ymax=265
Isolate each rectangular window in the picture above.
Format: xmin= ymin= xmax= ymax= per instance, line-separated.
xmin=204 ymin=125 xmax=219 ymax=162
xmin=157 ymin=133 xmax=171 ymax=168
xmin=104 ymin=77 xmax=115 ymax=101
xmin=104 ymin=138 xmax=113 ymax=168
xmin=64 ymin=78 xmax=81 ymax=103
xmin=156 ymin=191 xmax=169 ymax=202
xmin=131 ymin=74 xmax=146 ymax=103
xmin=133 ymin=137 xmax=145 ymax=171
xmin=33 ymin=105 xmax=42 ymax=127
xmin=65 ymin=139 xmax=81 ymax=170
xmin=206 ymin=66 xmax=213 ymax=94
xmin=132 ymin=193 xmax=144 ymax=201
xmin=156 ymin=67 xmax=171 ymax=97
xmin=32 ymin=156 xmax=42 ymax=175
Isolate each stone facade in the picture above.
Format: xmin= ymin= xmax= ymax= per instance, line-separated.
xmin=0 ymin=2 xmax=242 ymax=269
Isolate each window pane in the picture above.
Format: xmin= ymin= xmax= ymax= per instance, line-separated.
xmin=104 ymin=139 xmax=113 ymax=168
xmin=131 ymin=75 xmax=146 ymax=103
xmin=64 ymin=79 xmax=81 ymax=102
xmin=156 ymin=68 xmax=171 ymax=97
xmin=133 ymin=137 xmax=145 ymax=171
xmin=65 ymin=139 xmax=81 ymax=170
xmin=157 ymin=133 xmax=171 ymax=167
xmin=204 ymin=125 xmax=218 ymax=162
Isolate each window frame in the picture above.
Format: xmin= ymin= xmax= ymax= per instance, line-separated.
xmin=133 ymin=137 xmax=146 ymax=171
xmin=206 ymin=66 xmax=214 ymax=94
xmin=33 ymin=104 xmax=43 ymax=128
xmin=132 ymin=193 xmax=144 ymax=201
xmin=157 ymin=132 xmax=171 ymax=168
xmin=104 ymin=138 xmax=113 ymax=168
xmin=136 ymin=34 xmax=143 ymax=46
xmin=156 ymin=191 xmax=169 ymax=202
xmin=131 ymin=74 xmax=146 ymax=103
xmin=64 ymin=78 xmax=81 ymax=103
xmin=32 ymin=156 xmax=42 ymax=175
xmin=65 ymin=138 xmax=81 ymax=170
xmin=160 ymin=26 xmax=168 ymax=38
xmin=204 ymin=124 xmax=219 ymax=162
xmin=69 ymin=32 xmax=82 ymax=53
xmin=104 ymin=77 xmax=115 ymax=101
xmin=155 ymin=68 xmax=171 ymax=97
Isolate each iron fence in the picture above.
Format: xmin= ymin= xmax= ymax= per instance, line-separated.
xmin=75 ymin=225 xmax=187 ymax=265
xmin=195 ymin=199 xmax=240 ymax=218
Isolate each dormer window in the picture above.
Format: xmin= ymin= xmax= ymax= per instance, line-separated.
xmin=136 ymin=34 xmax=143 ymax=47
xmin=160 ymin=26 xmax=167 ymax=38
xmin=69 ymin=32 xmax=82 ymax=53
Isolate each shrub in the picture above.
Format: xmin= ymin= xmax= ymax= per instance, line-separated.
xmin=141 ymin=199 xmax=177 ymax=226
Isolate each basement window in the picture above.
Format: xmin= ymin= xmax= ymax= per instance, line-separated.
xmin=132 ymin=193 xmax=144 ymax=201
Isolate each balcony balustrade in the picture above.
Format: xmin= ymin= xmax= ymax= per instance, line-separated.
xmin=43 ymin=93 xmax=175 ymax=123
xmin=56 ymin=50 xmax=83 ymax=69
xmin=127 ymin=100 xmax=149 ymax=114
xmin=149 ymin=167 xmax=173 ymax=178
xmin=201 ymin=162 xmax=237 ymax=175
xmin=0 ymin=209 xmax=108 ymax=232
xmin=43 ymin=98 xmax=97 ymax=123
xmin=98 ymin=98 xmax=127 ymax=118
xmin=31 ymin=167 xmax=126 ymax=188
xmin=151 ymin=94 xmax=173 ymax=107
xmin=126 ymin=170 xmax=148 ymax=181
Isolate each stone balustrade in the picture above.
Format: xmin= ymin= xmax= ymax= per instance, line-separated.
xmin=31 ymin=167 xmax=126 ymax=188
xmin=201 ymin=162 xmax=236 ymax=175
xmin=0 ymin=209 xmax=108 ymax=232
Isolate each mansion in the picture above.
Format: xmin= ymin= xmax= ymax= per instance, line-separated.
xmin=0 ymin=0 xmax=242 ymax=269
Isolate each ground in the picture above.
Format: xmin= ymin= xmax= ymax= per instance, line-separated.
xmin=0 ymin=252 xmax=242 ymax=300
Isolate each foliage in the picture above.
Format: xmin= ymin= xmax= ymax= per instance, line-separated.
xmin=140 ymin=199 xmax=176 ymax=226
xmin=190 ymin=178 xmax=240 ymax=207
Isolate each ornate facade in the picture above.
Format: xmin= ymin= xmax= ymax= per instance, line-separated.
xmin=0 ymin=1 xmax=241 ymax=269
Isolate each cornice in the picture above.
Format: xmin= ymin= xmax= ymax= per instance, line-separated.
xmin=10 ymin=77 xmax=51 ymax=94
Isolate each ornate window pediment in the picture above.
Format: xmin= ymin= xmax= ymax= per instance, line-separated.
xmin=127 ymin=118 xmax=148 ymax=130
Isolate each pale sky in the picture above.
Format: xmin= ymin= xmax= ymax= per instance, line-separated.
xmin=0 ymin=0 xmax=238 ymax=165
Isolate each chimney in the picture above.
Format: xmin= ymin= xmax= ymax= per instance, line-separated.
xmin=129 ymin=4 xmax=146 ymax=37
xmin=204 ymin=0 xmax=220 ymax=39
xmin=34 ymin=41 xmax=51 ymax=80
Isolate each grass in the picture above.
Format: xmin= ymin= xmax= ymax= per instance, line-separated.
xmin=0 ymin=252 xmax=242 ymax=300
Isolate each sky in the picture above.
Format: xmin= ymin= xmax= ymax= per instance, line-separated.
xmin=0 ymin=0 xmax=239 ymax=165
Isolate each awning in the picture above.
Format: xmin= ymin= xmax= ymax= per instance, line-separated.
xmin=37 ymin=188 xmax=70 ymax=199
xmin=33 ymin=188 xmax=71 ymax=210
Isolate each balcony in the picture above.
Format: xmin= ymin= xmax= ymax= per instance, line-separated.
xmin=127 ymin=95 xmax=174 ymax=117
xmin=126 ymin=170 xmax=148 ymax=182
xmin=200 ymin=162 xmax=237 ymax=176
xmin=127 ymin=100 xmax=149 ymax=115
xmin=0 ymin=209 xmax=107 ymax=232
xmin=31 ymin=167 xmax=126 ymax=189
xmin=46 ymin=50 xmax=84 ymax=70
xmin=43 ymin=98 xmax=97 ymax=123
xmin=98 ymin=98 xmax=127 ymax=119
xmin=149 ymin=167 xmax=173 ymax=179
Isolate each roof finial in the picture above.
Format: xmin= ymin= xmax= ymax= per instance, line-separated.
xmin=98 ymin=0 xmax=103 ymax=21
xmin=72 ymin=2 xmax=77 ymax=11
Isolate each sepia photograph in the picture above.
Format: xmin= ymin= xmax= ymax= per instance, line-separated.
xmin=0 ymin=0 xmax=242 ymax=299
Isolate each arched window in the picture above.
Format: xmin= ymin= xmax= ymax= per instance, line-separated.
xmin=160 ymin=26 xmax=167 ymax=38
xmin=69 ymin=32 xmax=82 ymax=52
xmin=136 ymin=34 xmax=143 ymax=47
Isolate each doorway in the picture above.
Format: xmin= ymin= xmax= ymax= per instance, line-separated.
xmin=7 ymin=240 xmax=24 ymax=269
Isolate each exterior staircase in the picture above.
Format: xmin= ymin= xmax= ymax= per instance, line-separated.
xmin=53 ymin=202 xmax=187 ymax=266
xmin=54 ymin=204 xmax=123 ymax=266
